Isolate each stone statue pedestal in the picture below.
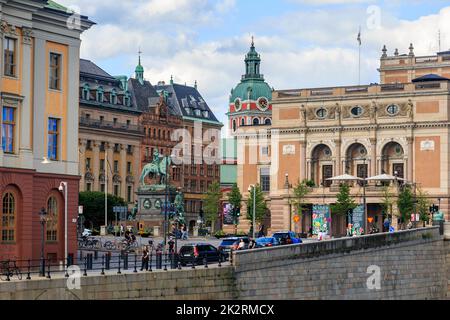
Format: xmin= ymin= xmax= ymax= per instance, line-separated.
xmin=136 ymin=185 xmax=177 ymax=230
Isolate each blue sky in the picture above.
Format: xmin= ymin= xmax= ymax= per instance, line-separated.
xmin=59 ymin=0 xmax=450 ymax=136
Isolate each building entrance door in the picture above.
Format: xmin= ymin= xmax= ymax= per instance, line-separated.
xmin=322 ymin=165 xmax=333 ymax=187
xmin=392 ymin=163 xmax=404 ymax=178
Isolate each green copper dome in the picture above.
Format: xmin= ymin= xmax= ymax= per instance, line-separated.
xmin=230 ymin=39 xmax=273 ymax=103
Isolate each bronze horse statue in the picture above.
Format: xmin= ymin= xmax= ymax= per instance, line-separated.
xmin=139 ymin=150 xmax=171 ymax=186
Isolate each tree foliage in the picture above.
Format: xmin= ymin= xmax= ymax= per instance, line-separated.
xmin=396 ymin=185 xmax=414 ymax=227
xmin=79 ymin=191 xmax=127 ymax=229
xmin=416 ymin=188 xmax=431 ymax=226
xmin=381 ymin=185 xmax=394 ymax=218
xmin=331 ymin=183 xmax=357 ymax=216
xmin=290 ymin=180 xmax=311 ymax=216
xmin=246 ymin=184 xmax=268 ymax=225
xmin=228 ymin=184 xmax=242 ymax=210
xmin=203 ymin=181 xmax=222 ymax=231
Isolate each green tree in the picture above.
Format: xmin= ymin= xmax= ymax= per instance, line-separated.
xmin=204 ymin=181 xmax=222 ymax=233
xmin=228 ymin=184 xmax=242 ymax=234
xmin=290 ymin=180 xmax=311 ymax=217
xmin=78 ymin=191 xmax=126 ymax=229
xmin=416 ymin=188 xmax=431 ymax=227
xmin=396 ymin=185 xmax=414 ymax=229
xmin=247 ymin=184 xmax=268 ymax=233
xmin=381 ymin=185 xmax=394 ymax=219
xmin=331 ymin=183 xmax=357 ymax=220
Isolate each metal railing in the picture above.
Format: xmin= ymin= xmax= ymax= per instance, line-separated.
xmin=0 ymin=251 xmax=226 ymax=282
xmin=79 ymin=117 xmax=144 ymax=135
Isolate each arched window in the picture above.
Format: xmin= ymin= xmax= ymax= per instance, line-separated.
xmin=1 ymin=192 xmax=15 ymax=242
xmin=82 ymin=84 xmax=90 ymax=101
xmin=264 ymin=118 xmax=272 ymax=125
xmin=233 ymin=120 xmax=237 ymax=132
xmin=96 ymin=87 xmax=104 ymax=102
xmin=110 ymin=89 xmax=117 ymax=104
xmin=241 ymin=118 xmax=245 ymax=126
xmin=253 ymin=118 xmax=260 ymax=126
xmin=46 ymin=196 xmax=58 ymax=241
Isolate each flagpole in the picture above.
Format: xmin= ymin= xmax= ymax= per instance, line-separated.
xmin=358 ymin=26 xmax=361 ymax=86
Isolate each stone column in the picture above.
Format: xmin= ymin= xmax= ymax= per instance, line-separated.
xmin=370 ymin=138 xmax=377 ymax=176
xmin=120 ymin=144 xmax=127 ymax=202
xmin=407 ymin=137 xmax=414 ymax=182
xmin=300 ymin=141 xmax=306 ymax=181
xmin=19 ymin=27 xmax=34 ymax=168
xmin=334 ymin=139 xmax=341 ymax=175
xmin=79 ymin=140 xmax=86 ymax=190
xmin=92 ymin=142 xmax=100 ymax=191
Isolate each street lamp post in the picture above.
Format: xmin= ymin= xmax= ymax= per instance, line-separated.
xmin=59 ymin=182 xmax=68 ymax=270
xmin=248 ymin=185 xmax=256 ymax=239
xmin=362 ymin=158 xmax=367 ymax=234
xmin=39 ymin=208 xmax=47 ymax=277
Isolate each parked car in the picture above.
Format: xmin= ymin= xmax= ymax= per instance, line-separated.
xmin=255 ymin=237 xmax=280 ymax=248
xmin=178 ymin=243 xmax=222 ymax=266
xmin=272 ymin=231 xmax=302 ymax=245
xmin=218 ymin=237 xmax=250 ymax=258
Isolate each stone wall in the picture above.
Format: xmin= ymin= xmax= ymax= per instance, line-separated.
xmin=232 ymin=227 xmax=447 ymax=300
xmin=0 ymin=227 xmax=448 ymax=300
xmin=0 ymin=267 xmax=236 ymax=300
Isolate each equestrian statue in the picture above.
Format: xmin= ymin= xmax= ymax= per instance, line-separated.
xmin=139 ymin=149 xmax=171 ymax=188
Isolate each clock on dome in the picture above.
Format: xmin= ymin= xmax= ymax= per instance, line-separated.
xmin=257 ymin=97 xmax=269 ymax=111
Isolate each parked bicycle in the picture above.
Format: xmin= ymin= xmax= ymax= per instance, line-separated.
xmin=78 ymin=236 xmax=101 ymax=249
xmin=0 ymin=260 xmax=22 ymax=281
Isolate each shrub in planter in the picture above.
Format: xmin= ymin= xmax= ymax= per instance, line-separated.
xmin=214 ymin=230 xmax=226 ymax=238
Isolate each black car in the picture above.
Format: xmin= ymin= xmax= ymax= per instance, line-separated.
xmin=218 ymin=237 xmax=250 ymax=258
xmin=178 ymin=243 xmax=222 ymax=266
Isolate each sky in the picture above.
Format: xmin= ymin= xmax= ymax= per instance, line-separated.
xmin=58 ymin=0 xmax=450 ymax=136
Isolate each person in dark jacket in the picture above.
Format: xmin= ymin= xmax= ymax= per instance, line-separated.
xmin=141 ymin=246 xmax=149 ymax=271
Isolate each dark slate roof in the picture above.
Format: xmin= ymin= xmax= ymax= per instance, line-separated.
xmin=127 ymin=78 xmax=161 ymax=112
xmin=412 ymin=74 xmax=450 ymax=82
xmin=154 ymin=83 xmax=220 ymax=124
xmin=80 ymin=59 xmax=116 ymax=81
xmin=437 ymin=50 xmax=450 ymax=55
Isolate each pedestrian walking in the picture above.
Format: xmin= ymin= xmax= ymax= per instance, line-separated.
xmin=257 ymin=225 xmax=265 ymax=238
xmin=141 ymin=246 xmax=149 ymax=271
xmin=383 ymin=217 xmax=390 ymax=232
xmin=168 ymin=237 xmax=175 ymax=253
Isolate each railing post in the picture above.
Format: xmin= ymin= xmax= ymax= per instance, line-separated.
xmin=101 ymin=255 xmax=105 ymax=275
xmin=65 ymin=258 xmax=69 ymax=278
xmin=149 ymin=252 xmax=153 ymax=272
xmin=117 ymin=254 xmax=122 ymax=274
xmin=5 ymin=263 xmax=10 ymax=281
xmin=26 ymin=260 xmax=31 ymax=280
xmin=164 ymin=253 xmax=168 ymax=271
xmin=83 ymin=257 xmax=87 ymax=276
xmin=177 ymin=254 xmax=181 ymax=270
xmin=134 ymin=253 xmax=137 ymax=273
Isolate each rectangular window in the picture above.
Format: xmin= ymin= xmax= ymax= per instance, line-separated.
xmin=191 ymin=180 xmax=197 ymax=192
xmin=207 ymin=165 xmax=213 ymax=177
xmin=100 ymin=159 xmax=105 ymax=171
xmin=127 ymin=162 xmax=132 ymax=174
xmin=260 ymin=168 xmax=270 ymax=192
xmin=114 ymin=160 xmax=119 ymax=173
xmin=114 ymin=143 xmax=120 ymax=153
xmin=100 ymin=141 xmax=105 ymax=152
xmin=86 ymin=158 xmax=91 ymax=171
xmin=1 ymin=107 xmax=15 ymax=153
xmin=49 ymin=53 xmax=61 ymax=90
xmin=86 ymin=183 xmax=92 ymax=192
xmin=3 ymin=37 xmax=16 ymax=77
xmin=100 ymin=184 xmax=105 ymax=193
xmin=127 ymin=145 xmax=133 ymax=154
xmin=261 ymin=146 xmax=269 ymax=156
xmin=127 ymin=186 xmax=132 ymax=203
xmin=114 ymin=185 xmax=119 ymax=197
xmin=86 ymin=140 xmax=92 ymax=150
xmin=200 ymin=181 xmax=205 ymax=192
xmin=47 ymin=118 xmax=59 ymax=160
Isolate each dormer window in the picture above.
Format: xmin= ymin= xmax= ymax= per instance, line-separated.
xmin=82 ymin=84 xmax=90 ymax=100
xmin=110 ymin=89 xmax=117 ymax=104
xmin=203 ymin=111 xmax=209 ymax=118
xmin=124 ymin=91 xmax=131 ymax=107
xmin=195 ymin=109 xmax=201 ymax=117
xmin=96 ymin=87 xmax=104 ymax=102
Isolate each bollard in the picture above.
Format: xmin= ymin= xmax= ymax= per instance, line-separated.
xmin=117 ymin=254 xmax=122 ymax=274
xmin=218 ymin=254 xmax=222 ymax=268
xmin=5 ymin=264 xmax=10 ymax=281
xmin=204 ymin=256 xmax=208 ymax=269
xmin=79 ymin=250 xmax=83 ymax=262
xmin=177 ymin=257 xmax=182 ymax=270
xmin=94 ymin=250 xmax=98 ymax=260
xmin=67 ymin=254 xmax=74 ymax=267
xmin=134 ymin=253 xmax=137 ymax=273
xmin=87 ymin=253 xmax=93 ymax=270
xmin=123 ymin=252 xmax=128 ymax=270
xmin=101 ymin=255 xmax=105 ymax=275
xmin=164 ymin=253 xmax=168 ymax=271
xmin=26 ymin=260 xmax=31 ymax=280
xmin=83 ymin=257 xmax=87 ymax=276
xmin=65 ymin=260 xmax=69 ymax=278
xmin=156 ymin=251 xmax=162 ymax=269
xmin=46 ymin=260 xmax=51 ymax=279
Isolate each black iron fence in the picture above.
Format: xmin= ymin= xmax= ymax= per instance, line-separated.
xmin=0 ymin=251 xmax=226 ymax=282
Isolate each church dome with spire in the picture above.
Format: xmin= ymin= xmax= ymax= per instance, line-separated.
xmin=228 ymin=38 xmax=273 ymax=134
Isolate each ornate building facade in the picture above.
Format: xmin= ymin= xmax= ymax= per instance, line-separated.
xmin=235 ymin=47 xmax=450 ymax=237
xmin=78 ymin=59 xmax=143 ymax=206
xmin=0 ymin=0 xmax=93 ymax=261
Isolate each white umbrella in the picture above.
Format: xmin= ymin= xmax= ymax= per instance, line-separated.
xmin=326 ymin=174 xmax=363 ymax=181
xmin=366 ymin=174 xmax=405 ymax=181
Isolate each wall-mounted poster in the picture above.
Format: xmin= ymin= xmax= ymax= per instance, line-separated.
xmin=352 ymin=205 xmax=365 ymax=235
xmin=223 ymin=203 xmax=234 ymax=225
xmin=312 ymin=204 xmax=330 ymax=235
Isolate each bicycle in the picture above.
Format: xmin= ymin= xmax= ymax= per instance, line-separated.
xmin=0 ymin=260 xmax=22 ymax=281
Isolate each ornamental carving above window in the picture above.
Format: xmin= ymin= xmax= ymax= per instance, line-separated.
xmin=85 ymin=172 xmax=94 ymax=182
xmin=113 ymin=174 xmax=122 ymax=183
xmin=126 ymin=175 xmax=134 ymax=184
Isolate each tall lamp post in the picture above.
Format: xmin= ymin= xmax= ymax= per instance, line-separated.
xmin=39 ymin=208 xmax=48 ymax=277
xmin=248 ymin=184 xmax=256 ymax=239
xmin=362 ymin=158 xmax=367 ymax=234
xmin=59 ymin=182 xmax=68 ymax=269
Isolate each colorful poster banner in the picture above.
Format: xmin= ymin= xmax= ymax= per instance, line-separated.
xmin=312 ymin=204 xmax=330 ymax=235
xmin=352 ymin=205 xmax=365 ymax=235
xmin=223 ymin=203 xmax=234 ymax=225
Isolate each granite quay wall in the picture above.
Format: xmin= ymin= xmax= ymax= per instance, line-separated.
xmin=0 ymin=227 xmax=448 ymax=300
xmin=232 ymin=227 xmax=447 ymax=300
